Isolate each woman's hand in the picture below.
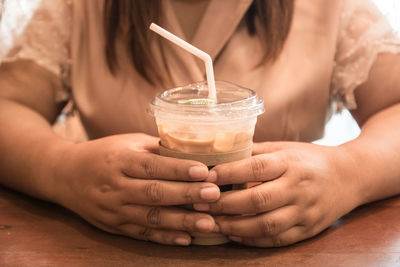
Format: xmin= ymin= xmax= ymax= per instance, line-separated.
xmin=194 ymin=142 xmax=361 ymax=247
xmin=54 ymin=133 xmax=220 ymax=246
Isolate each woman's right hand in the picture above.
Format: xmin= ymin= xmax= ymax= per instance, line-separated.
xmin=53 ymin=133 xmax=219 ymax=246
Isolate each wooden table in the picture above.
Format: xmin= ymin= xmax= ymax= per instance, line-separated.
xmin=1 ymin=186 xmax=400 ymax=267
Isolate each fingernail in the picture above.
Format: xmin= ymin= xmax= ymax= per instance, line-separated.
xmin=207 ymin=170 xmax=217 ymax=183
xmin=229 ymin=236 xmax=243 ymax=243
xmin=189 ymin=166 xmax=209 ymax=180
xmin=193 ymin=203 xmax=210 ymax=211
xmin=213 ymin=224 xmax=221 ymax=233
xmin=196 ymin=218 xmax=214 ymax=231
xmin=200 ymin=187 xmax=219 ymax=201
xmin=175 ymin=237 xmax=190 ymax=246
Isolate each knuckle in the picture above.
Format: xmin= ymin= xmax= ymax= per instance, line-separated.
xmin=183 ymin=184 xmax=194 ymax=203
xmin=99 ymin=184 xmax=113 ymax=193
xmin=145 ymin=181 xmax=164 ymax=203
xmin=104 ymin=148 xmax=120 ymax=166
xmin=146 ymin=207 xmax=162 ymax=226
xmin=219 ymin=219 xmax=233 ymax=235
xmin=171 ymin=163 xmax=180 ymax=178
xmin=212 ymin=200 xmax=225 ymax=213
xmin=217 ymin=165 xmax=231 ymax=180
xmin=286 ymin=150 xmax=302 ymax=164
xmin=101 ymin=214 xmax=124 ymax=228
xmin=138 ymin=227 xmax=153 ymax=241
xmin=259 ymin=217 xmax=278 ymax=236
xmin=95 ymin=205 xmax=124 ymax=227
xmin=141 ymin=156 xmax=158 ymax=178
xmin=250 ymin=189 xmax=272 ymax=211
xmin=271 ymin=236 xmax=284 ymax=247
xmin=181 ymin=213 xmax=195 ymax=231
xmin=250 ymin=157 xmax=266 ymax=180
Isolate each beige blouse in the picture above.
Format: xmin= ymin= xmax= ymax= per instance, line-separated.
xmin=2 ymin=0 xmax=400 ymax=142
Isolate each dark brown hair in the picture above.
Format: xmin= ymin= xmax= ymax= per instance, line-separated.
xmin=104 ymin=0 xmax=294 ymax=86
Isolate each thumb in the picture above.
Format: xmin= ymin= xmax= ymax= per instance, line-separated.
xmin=133 ymin=133 xmax=160 ymax=154
xmin=252 ymin=142 xmax=283 ymax=155
xmin=252 ymin=141 xmax=304 ymax=155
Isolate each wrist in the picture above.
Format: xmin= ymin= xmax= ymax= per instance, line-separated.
xmin=38 ymin=137 xmax=77 ymax=205
xmin=328 ymin=145 xmax=365 ymax=210
xmin=337 ymin=139 xmax=377 ymax=207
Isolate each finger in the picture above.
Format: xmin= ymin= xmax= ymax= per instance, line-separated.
xmin=122 ymin=133 xmax=160 ymax=153
xmin=195 ymin=178 xmax=291 ymax=214
xmin=119 ymin=204 xmax=216 ymax=233
xmin=214 ymin=205 xmax=300 ymax=237
xmin=138 ymin=134 xmax=160 ymax=153
xmin=252 ymin=142 xmax=283 ymax=155
xmin=121 ymin=151 xmax=210 ymax=181
xmin=118 ymin=223 xmax=192 ymax=246
xmin=252 ymin=141 xmax=309 ymax=155
xmin=119 ymin=179 xmax=220 ymax=205
xmin=229 ymin=226 xmax=307 ymax=247
xmin=83 ymin=217 xmax=191 ymax=246
xmin=212 ymin=152 xmax=287 ymax=185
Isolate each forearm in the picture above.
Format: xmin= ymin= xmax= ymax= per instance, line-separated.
xmin=0 ymin=98 xmax=72 ymax=202
xmin=341 ymin=103 xmax=400 ymax=205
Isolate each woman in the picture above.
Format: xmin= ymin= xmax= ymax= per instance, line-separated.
xmin=0 ymin=0 xmax=400 ymax=247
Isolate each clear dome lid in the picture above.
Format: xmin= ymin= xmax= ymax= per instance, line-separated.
xmin=149 ymin=81 xmax=265 ymax=122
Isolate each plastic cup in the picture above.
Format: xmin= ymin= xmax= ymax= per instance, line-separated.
xmin=148 ymin=81 xmax=265 ymax=245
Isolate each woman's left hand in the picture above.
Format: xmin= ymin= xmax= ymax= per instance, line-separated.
xmin=194 ymin=142 xmax=361 ymax=247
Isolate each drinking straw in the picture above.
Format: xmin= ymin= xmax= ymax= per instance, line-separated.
xmin=149 ymin=23 xmax=217 ymax=102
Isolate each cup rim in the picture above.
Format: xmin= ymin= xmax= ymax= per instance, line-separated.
xmin=148 ymin=80 xmax=265 ymax=120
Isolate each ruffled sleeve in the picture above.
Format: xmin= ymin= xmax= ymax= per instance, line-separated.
xmin=331 ymin=0 xmax=400 ymax=112
xmin=1 ymin=0 xmax=72 ymax=103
